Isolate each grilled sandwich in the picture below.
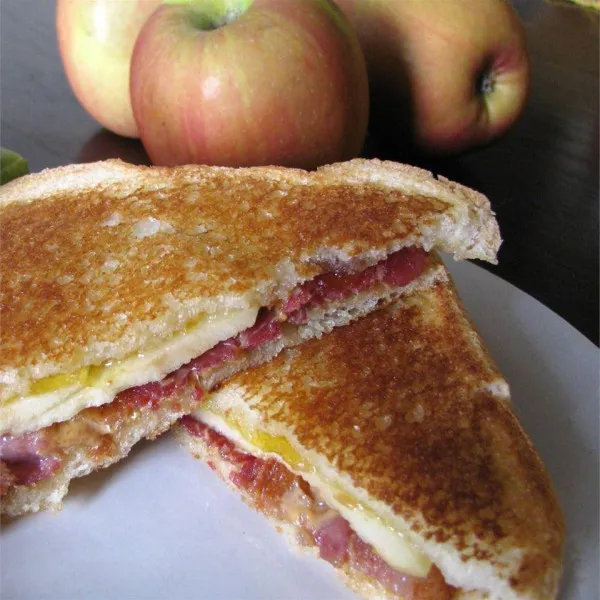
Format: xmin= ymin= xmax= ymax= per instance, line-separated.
xmin=0 ymin=158 xmax=499 ymax=516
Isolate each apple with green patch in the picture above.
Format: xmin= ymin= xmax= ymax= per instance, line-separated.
xmin=334 ymin=0 xmax=530 ymax=154
xmin=130 ymin=0 xmax=369 ymax=168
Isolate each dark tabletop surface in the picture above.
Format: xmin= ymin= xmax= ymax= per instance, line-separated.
xmin=1 ymin=0 xmax=598 ymax=344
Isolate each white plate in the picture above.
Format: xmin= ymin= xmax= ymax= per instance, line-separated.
xmin=2 ymin=260 xmax=598 ymax=600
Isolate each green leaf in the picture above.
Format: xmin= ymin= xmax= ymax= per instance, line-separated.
xmin=1 ymin=148 xmax=29 ymax=185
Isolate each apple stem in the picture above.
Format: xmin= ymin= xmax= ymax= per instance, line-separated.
xmin=183 ymin=0 xmax=254 ymax=31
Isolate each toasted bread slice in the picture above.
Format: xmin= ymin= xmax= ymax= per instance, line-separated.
xmin=179 ymin=277 xmax=564 ymax=600
xmin=1 ymin=158 xmax=499 ymax=412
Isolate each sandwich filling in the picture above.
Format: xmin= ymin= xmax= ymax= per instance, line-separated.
xmin=179 ymin=416 xmax=455 ymax=600
xmin=1 ymin=248 xmax=428 ymax=497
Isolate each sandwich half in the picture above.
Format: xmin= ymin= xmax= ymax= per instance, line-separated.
xmin=0 ymin=158 xmax=499 ymax=516
xmin=178 ymin=274 xmax=564 ymax=600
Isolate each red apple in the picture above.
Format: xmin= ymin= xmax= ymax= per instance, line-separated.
xmin=56 ymin=0 xmax=161 ymax=138
xmin=334 ymin=0 xmax=530 ymax=154
xmin=130 ymin=0 xmax=369 ymax=169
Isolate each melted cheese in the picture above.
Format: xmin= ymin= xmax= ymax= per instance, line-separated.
xmin=1 ymin=307 xmax=258 ymax=436
xmin=195 ymin=407 xmax=431 ymax=578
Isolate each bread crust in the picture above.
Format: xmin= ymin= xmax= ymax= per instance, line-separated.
xmin=188 ymin=278 xmax=563 ymax=600
xmin=0 ymin=159 xmax=500 ymax=401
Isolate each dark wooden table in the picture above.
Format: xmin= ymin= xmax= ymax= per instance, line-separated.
xmin=2 ymin=0 xmax=598 ymax=344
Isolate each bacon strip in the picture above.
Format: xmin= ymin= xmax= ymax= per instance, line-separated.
xmin=187 ymin=339 xmax=240 ymax=374
xmin=1 ymin=248 xmax=427 ymax=493
xmin=181 ymin=417 xmax=455 ymax=600
xmin=0 ymin=432 xmax=61 ymax=486
xmin=282 ymin=246 xmax=427 ymax=316
xmin=236 ymin=308 xmax=282 ymax=350
xmin=314 ymin=515 xmax=351 ymax=567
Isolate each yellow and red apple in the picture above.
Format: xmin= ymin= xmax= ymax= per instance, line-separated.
xmin=56 ymin=0 xmax=525 ymax=161
xmin=334 ymin=0 xmax=530 ymax=154
xmin=56 ymin=0 xmax=161 ymax=138
xmin=129 ymin=0 xmax=369 ymax=169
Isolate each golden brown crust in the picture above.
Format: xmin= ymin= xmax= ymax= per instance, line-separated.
xmin=207 ymin=280 xmax=564 ymax=599
xmin=0 ymin=158 xmax=499 ymax=398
